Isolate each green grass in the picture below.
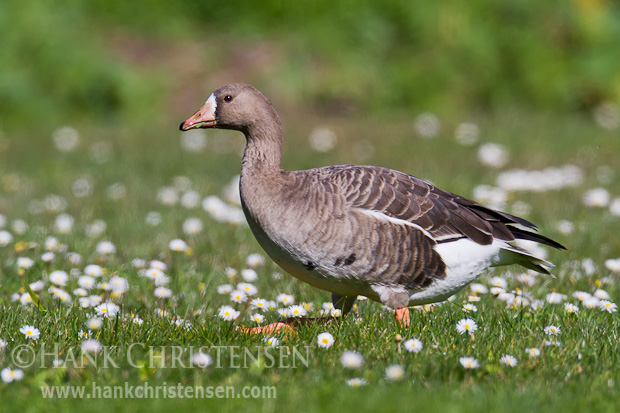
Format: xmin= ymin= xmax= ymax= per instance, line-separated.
xmin=0 ymin=105 xmax=619 ymax=411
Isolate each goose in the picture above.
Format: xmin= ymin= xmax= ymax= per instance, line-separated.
xmin=180 ymin=83 xmax=565 ymax=332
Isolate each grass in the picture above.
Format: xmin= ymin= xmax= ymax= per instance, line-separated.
xmin=0 ymin=102 xmax=619 ymax=412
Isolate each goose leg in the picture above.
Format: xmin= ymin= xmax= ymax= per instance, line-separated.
xmin=395 ymin=307 xmax=410 ymax=327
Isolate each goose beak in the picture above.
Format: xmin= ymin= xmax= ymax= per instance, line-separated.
xmin=179 ymin=101 xmax=217 ymax=131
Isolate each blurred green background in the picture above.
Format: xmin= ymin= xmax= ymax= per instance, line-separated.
xmin=1 ymin=0 xmax=619 ymax=129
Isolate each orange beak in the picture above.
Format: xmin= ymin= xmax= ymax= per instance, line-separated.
xmin=179 ymin=100 xmax=217 ymax=131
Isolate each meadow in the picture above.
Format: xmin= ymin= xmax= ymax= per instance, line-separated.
xmin=1 ymin=1 xmax=620 ymax=411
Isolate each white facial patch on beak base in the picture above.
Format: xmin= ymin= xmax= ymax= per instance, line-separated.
xmin=205 ymin=93 xmax=217 ymax=114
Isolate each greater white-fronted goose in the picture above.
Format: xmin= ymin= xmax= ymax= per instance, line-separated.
xmin=180 ymin=83 xmax=565 ymax=331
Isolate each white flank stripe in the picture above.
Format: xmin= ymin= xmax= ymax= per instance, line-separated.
xmin=358 ymin=209 xmax=432 ymax=238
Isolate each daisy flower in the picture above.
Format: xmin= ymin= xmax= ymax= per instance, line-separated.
xmin=241 ymin=269 xmax=258 ymax=282
xmin=132 ymin=317 xmax=144 ymax=326
xmin=469 ymin=283 xmax=488 ymax=294
xmin=340 ymin=351 xmax=364 ymax=369
xmin=288 ymin=305 xmax=307 ymax=318
xmin=250 ymin=298 xmax=267 ymax=311
xmin=462 ymin=303 xmax=478 ymax=313
xmin=330 ymin=309 xmax=342 ymax=317
xmin=217 ymin=284 xmax=234 ymax=295
xmin=544 ymin=325 xmax=561 ymax=336
xmin=96 ymin=241 xmax=116 ymax=255
xmin=19 ymin=293 xmax=33 ymax=306
xmin=459 ymin=357 xmax=479 ymax=369
xmin=95 ymin=302 xmax=120 ymax=318
xmin=545 ymin=292 xmax=566 ymax=304
xmin=600 ymin=300 xmax=617 ymax=313
xmin=154 ymin=287 xmax=172 ymax=298
xmin=169 ymin=239 xmax=188 ymax=252
xmin=276 ymin=308 xmax=289 ymax=318
xmin=404 ymin=338 xmax=423 ymax=353
xmin=87 ymin=317 xmax=103 ymax=330
xmin=322 ymin=302 xmax=335 ymax=311
xmin=317 ymin=332 xmax=335 ymax=348
xmin=526 ymin=348 xmax=541 ymax=358
xmin=109 ymin=276 xmax=129 ymax=294
xmin=17 ymin=257 xmax=34 ymax=269
xmin=583 ymin=297 xmax=601 ymax=309
xmin=594 ymin=289 xmax=610 ymax=300
xmin=346 ymin=378 xmax=367 ymax=387
xmin=276 ymin=293 xmax=295 ymax=306
xmin=0 ymin=339 xmax=8 ymax=351
xmin=224 ymin=267 xmax=237 ymax=278
xmin=572 ymin=291 xmax=592 ymax=302
xmin=19 ymin=325 xmax=40 ymax=340
xmin=84 ymin=264 xmax=103 ymax=277
xmin=191 ymin=352 xmax=212 ymax=368
xmin=246 ymin=253 xmax=265 ymax=267
xmin=500 ymin=355 xmax=518 ymax=367
xmin=490 ymin=287 xmax=505 ymax=295
xmin=385 ymin=364 xmax=405 ymax=381
xmin=564 ymin=303 xmax=579 ymax=313
xmin=78 ymin=275 xmax=96 ymax=289
xmin=468 ymin=295 xmax=481 ymax=302
xmin=1 ymin=368 xmax=24 ymax=383
xmin=218 ymin=305 xmax=240 ymax=321
xmin=456 ymin=318 xmax=478 ymax=335
xmin=265 ymin=337 xmax=279 ymax=348
xmin=230 ymin=289 xmax=247 ymax=303
xmin=488 ymin=276 xmax=507 ymax=289
xmin=81 ymin=339 xmax=103 ymax=354
xmin=149 ymin=260 xmax=167 ymax=271
xmin=251 ymin=313 xmax=265 ymax=324
xmin=0 ymin=230 xmax=13 ymax=247
xmin=237 ymin=282 xmax=258 ymax=296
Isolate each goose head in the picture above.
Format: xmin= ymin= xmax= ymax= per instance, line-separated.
xmin=179 ymin=83 xmax=278 ymax=134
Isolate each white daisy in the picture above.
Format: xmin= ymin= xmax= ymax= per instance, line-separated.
xmin=600 ymin=300 xmax=617 ymax=313
xmin=81 ymin=339 xmax=102 ymax=354
xmin=594 ymin=289 xmax=610 ymax=300
xmin=500 ymin=355 xmax=518 ymax=367
xmin=340 ymin=351 xmax=364 ymax=369
xmin=526 ymin=348 xmax=541 ymax=358
xmin=276 ymin=293 xmax=295 ymax=306
xmin=87 ymin=317 xmax=103 ymax=330
xmin=84 ymin=264 xmax=103 ymax=277
xmin=544 ymin=325 xmax=561 ymax=335
xmin=265 ymin=337 xmax=279 ymax=348
xmin=462 ymin=303 xmax=478 ymax=313
xmin=78 ymin=275 xmax=96 ymax=289
xmin=317 ymin=332 xmax=335 ymax=348
xmin=545 ymin=292 xmax=567 ymax=304
xmin=572 ymin=291 xmax=591 ymax=301
xmin=19 ymin=325 xmax=41 ymax=340
xmin=246 ymin=253 xmax=265 ymax=267
xmin=96 ymin=241 xmax=116 ymax=255
xmin=250 ymin=298 xmax=267 ymax=311
xmin=288 ymin=305 xmax=307 ymax=318
xmin=251 ymin=313 xmax=265 ymax=324
xmin=469 ymin=283 xmax=488 ymax=294
xmin=217 ymin=284 xmax=234 ymax=295
xmin=218 ymin=305 xmax=240 ymax=321
xmin=230 ymin=290 xmax=247 ymax=303
xmin=459 ymin=357 xmax=479 ymax=369
xmin=154 ymin=287 xmax=172 ymax=298
xmin=241 ymin=268 xmax=258 ymax=282
xmin=564 ymin=303 xmax=579 ymax=313
xmin=191 ymin=352 xmax=212 ymax=368
xmin=95 ymin=302 xmax=120 ymax=318
xmin=169 ymin=239 xmax=188 ymax=252
xmin=404 ymin=338 xmax=423 ymax=353
xmin=489 ymin=276 xmax=507 ymax=289
xmin=237 ymin=282 xmax=258 ymax=296
xmin=456 ymin=318 xmax=478 ymax=335
xmin=346 ymin=378 xmax=367 ymax=387
xmin=385 ymin=364 xmax=405 ymax=381
xmin=1 ymin=368 xmax=24 ymax=383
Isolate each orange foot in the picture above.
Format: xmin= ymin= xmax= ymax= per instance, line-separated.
xmin=395 ymin=307 xmax=410 ymax=327
xmin=239 ymin=316 xmax=332 ymax=334
xmin=238 ymin=322 xmax=296 ymax=335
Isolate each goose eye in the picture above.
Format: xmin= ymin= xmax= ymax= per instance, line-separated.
xmin=224 ymin=95 xmax=233 ymax=102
